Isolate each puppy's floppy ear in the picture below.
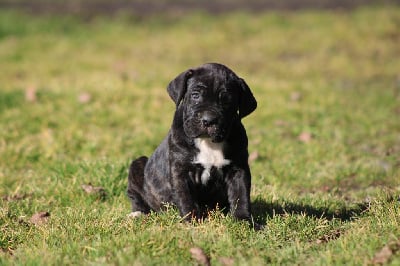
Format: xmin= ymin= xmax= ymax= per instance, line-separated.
xmin=238 ymin=78 xmax=257 ymax=118
xmin=167 ymin=69 xmax=193 ymax=106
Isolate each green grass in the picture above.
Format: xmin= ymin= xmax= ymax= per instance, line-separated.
xmin=1 ymin=5 xmax=400 ymax=265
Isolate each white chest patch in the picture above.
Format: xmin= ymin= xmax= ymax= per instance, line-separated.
xmin=193 ymin=138 xmax=230 ymax=185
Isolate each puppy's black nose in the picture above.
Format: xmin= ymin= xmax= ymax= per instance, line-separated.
xmin=201 ymin=111 xmax=218 ymax=127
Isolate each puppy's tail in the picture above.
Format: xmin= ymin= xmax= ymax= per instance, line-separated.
xmin=127 ymin=156 xmax=151 ymax=214
xmin=127 ymin=156 xmax=148 ymax=199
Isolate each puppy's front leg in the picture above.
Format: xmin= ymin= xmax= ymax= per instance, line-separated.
xmin=226 ymin=168 xmax=252 ymax=221
xmin=170 ymin=162 xmax=198 ymax=220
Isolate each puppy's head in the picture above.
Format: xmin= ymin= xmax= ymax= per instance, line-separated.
xmin=167 ymin=63 xmax=257 ymax=143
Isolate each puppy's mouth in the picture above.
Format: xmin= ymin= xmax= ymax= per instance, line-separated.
xmin=184 ymin=123 xmax=224 ymax=142
xmin=190 ymin=124 xmax=226 ymax=143
xmin=184 ymin=111 xmax=229 ymax=143
xmin=205 ymin=126 xmax=225 ymax=143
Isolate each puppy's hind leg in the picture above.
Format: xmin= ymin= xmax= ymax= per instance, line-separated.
xmin=127 ymin=156 xmax=150 ymax=217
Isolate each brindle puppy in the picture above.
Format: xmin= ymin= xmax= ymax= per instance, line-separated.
xmin=127 ymin=63 xmax=258 ymax=227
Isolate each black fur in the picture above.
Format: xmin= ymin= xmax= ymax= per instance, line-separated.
xmin=127 ymin=63 xmax=257 ymax=226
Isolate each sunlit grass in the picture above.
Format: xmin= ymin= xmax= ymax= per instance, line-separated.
xmin=1 ymin=6 xmax=399 ymax=265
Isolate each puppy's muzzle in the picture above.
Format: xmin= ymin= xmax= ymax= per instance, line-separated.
xmin=199 ymin=110 xmax=225 ymax=143
xmin=201 ymin=111 xmax=219 ymax=127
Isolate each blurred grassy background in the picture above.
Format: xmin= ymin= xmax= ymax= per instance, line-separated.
xmin=1 ymin=1 xmax=400 ymax=265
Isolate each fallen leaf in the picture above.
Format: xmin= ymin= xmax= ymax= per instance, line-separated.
xmin=298 ymin=132 xmax=312 ymax=143
xmin=290 ymin=91 xmax=302 ymax=102
xmin=372 ymin=246 xmax=393 ymax=264
xmin=320 ymin=186 xmax=331 ymax=192
xmin=25 ymin=86 xmax=37 ymax=102
xmin=316 ymin=229 xmax=341 ymax=244
xmin=189 ymin=247 xmax=210 ymax=266
xmin=78 ymin=92 xmax=91 ymax=103
xmin=219 ymin=257 xmax=234 ymax=266
xmin=81 ymin=184 xmax=106 ymax=199
xmin=81 ymin=183 xmax=105 ymax=194
xmin=372 ymin=240 xmax=400 ymax=265
xmin=30 ymin=211 xmax=50 ymax=225
xmin=248 ymin=151 xmax=259 ymax=163
xmin=2 ymin=193 xmax=31 ymax=202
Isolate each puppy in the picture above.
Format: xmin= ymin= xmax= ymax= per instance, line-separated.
xmin=127 ymin=63 xmax=257 ymax=226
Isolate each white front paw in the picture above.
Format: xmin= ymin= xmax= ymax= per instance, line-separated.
xmin=127 ymin=211 xmax=143 ymax=218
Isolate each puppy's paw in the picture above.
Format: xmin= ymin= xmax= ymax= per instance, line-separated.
xmin=127 ymin=211 xmax=144 ymax=219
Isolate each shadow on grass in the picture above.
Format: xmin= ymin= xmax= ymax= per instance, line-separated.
xmin=251 ymin=197 xmax=370 ymax=224
xmin=1 ymin=0 xmax=392 ymax=18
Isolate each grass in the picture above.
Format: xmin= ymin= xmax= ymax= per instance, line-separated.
xmin=1 ymin=5 xmax=400 ymax=265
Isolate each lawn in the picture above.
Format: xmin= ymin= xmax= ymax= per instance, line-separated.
xmin=1 ymin=4 xmax=400 ymax=265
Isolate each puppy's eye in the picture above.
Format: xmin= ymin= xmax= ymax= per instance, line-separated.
xmin=220 ymin=92 xmax=231 ymax=104
xmin=191 ymin=92 xmax=201 ymax=100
